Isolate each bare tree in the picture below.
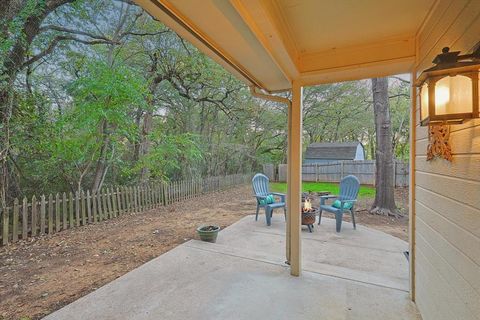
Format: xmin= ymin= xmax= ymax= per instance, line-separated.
xmin=370 ymin=78 xmax=397 ymax=216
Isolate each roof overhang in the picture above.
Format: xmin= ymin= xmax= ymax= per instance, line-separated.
xmin=135 ymin=0 xmax=437 ymax=91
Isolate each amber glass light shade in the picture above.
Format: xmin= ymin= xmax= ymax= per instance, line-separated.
xmin=417 ymin=72 xmax=479 ymax=126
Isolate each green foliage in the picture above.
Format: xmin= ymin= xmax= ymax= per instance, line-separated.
xmin=46 ymin=60 xmax=148 ymax=190
xmin=130 ymin=131 xmax=202 ymax=182
xmin=0 ymin=0 xmax=45 ymax=86
xmin=303 ymin=78 xmax=410 ymax=161
xmin=1 ymin=0 xmax=409 ymax=201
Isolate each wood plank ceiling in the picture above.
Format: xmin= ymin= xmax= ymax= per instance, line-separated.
xmin=136 ymin=0 xmax=436 ymax=91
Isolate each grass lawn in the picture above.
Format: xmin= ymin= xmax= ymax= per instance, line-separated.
xmin=270 ymin=182 xmax=376 ymax=198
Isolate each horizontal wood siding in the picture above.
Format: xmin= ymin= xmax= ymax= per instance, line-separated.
xmin=414 ymin=1 xmax=480 ymax=319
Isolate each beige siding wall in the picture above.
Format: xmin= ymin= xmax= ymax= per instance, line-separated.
xmin=414 ymin=1 xmax=480 ymax=319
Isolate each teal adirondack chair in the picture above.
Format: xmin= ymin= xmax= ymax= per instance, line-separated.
xmin=252 ymin=173 xmax=286 ymax=226
xmin=318 ymin=175 xmax=360 ymax=232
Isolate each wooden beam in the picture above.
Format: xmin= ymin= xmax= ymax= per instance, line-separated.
xmin=288 ymin=80 xmax=303 ymax=276
xmin=299 ymin=37 xmax=415 ymax=73
xmin=299 ymin=56 xmax=414 ymax=87
xmin=135 ymin=0 xmax=265 ymax=89
xmin=229 ymin=0 xmax=300 ymax=81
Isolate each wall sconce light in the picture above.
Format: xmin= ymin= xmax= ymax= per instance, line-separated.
xmin=416 ymin=46 xmax=480 ymax=162
xmin=416 ymin=46 xmax=480 ymax=126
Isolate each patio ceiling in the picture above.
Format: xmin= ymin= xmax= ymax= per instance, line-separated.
xmin=135 ymin=0 xmax=436 ymax=91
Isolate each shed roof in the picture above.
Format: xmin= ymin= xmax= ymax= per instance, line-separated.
xmin=305 ymin=142 xmax=362 ymax=160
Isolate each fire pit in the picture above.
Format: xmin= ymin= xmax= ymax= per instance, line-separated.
xmin=302 ymin=198 xmax=317 ymax=233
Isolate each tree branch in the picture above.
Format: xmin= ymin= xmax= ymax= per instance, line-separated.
xmin=121 ymin=30 xmax=169 ymax=37
xmin=388 ymin=93 xmax=410 ymax=99
xmin=390 ymin=76 xmax=410 ymax=84
xmin=22 ymin=35 xmax=116 ymax=68
xmin=39 ymin=24 xmax=111 ymax=42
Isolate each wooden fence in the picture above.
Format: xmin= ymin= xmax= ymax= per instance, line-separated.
xmin=276 ymin=160 xmax=408 ymax=186
xmin=0 ymin=173 xmax=251 ymax=246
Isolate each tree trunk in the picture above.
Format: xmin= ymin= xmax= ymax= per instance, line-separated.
xmin=370 ymin=78 xmax=397 ymax=216
xmin=91 ymin=120 xmax=110 ymax=193
xmin=0 ymin=0 xmax=74 ymax=206
xmin=138 ymin=110 xmax=153 ymax=183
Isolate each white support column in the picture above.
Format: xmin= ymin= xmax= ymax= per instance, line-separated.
xmin=287 ymin=81 xmax=303 ymax=276
xmin=409 ymin=71 xmax=417 ymax=301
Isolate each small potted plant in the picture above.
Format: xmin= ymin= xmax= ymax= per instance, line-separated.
xmin=196 ymin=225 xmax=221 ymax=243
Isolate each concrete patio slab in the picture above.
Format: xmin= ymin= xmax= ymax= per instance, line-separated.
xmin=44 ymin=216 xmax=420 ymax=320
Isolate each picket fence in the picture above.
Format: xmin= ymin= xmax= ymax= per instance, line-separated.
xmin=0 ymin=173 xmax=252 ymax=246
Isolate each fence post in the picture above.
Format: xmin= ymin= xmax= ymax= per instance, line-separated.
xmin=68 ymin=192 xmax=74 ymax=228
xmin=101 ymin=189 xmax=107 ymax=219
xmin=75 ymin=191 xmax=80 ymax=227
xmin=106 ymin=188 xmax=113 ymax=219
xmin=87 ymin=190 xmax=92 ymax=222
xmin=92 ymin=191 xmax=98 ymax=223
xmin=2 ymin=207 xmax=9 ymax=245
xmin=48 ymin=194 xmax=53 ymax=234
xmin=12 ymin=198 xmax=19 ymax=242
xmin=128 ymin=187 xmax=133 ymax=213
xmin=116 ymin=187 xmax=122 ymax=215
xmin=31 ymin=195 xmax=37 ymax=237
xmin=163 ymin=183 xmax=168 ymax=205
xmin=122 ymin=186 xmax=128 ymax=212
xmin=132 ymin=186 xmax=137 ymax=212
xmin=112 ymin=188 xmax=118 ymax=217
xmin=41 ymin=197 xmax=47 ymax=235
xmin=22 ymin=197 xmax=28 ymax=240
xmin=62 ymin=192 xmax=67 ymax=230
xmin=55 ymin=193 xmax=60 ymax=232
xmin=393 ymin=160 xmax=397 ymax=187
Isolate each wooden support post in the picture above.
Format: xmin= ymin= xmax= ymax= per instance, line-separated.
xmin=409 ymin=71 xmax=417 ymax=301
xmin=287 ymin=81 xmax=303 ymax=276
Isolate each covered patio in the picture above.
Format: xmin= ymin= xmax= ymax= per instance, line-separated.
xmin=44 ymin=216 xmax=419 ymax=320
xmin=40 ymin=0 xmax=480 ymax=319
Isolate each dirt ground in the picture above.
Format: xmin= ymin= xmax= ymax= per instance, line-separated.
xmin=0 ymin=186 xmax=408 ymax=320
